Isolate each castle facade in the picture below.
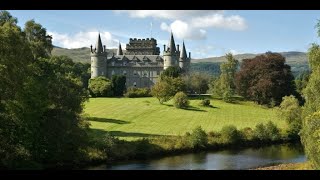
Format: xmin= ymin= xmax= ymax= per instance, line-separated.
xmin=90 ymin=32 xmax=191 ymax=88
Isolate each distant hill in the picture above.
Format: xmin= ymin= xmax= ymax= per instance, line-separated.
xmin=51 ymin=47 xmax=309 ymax=77
xmin=192 ymin=51 xmax=307 ymax=64
xmin=51 ymin=47 xmax=124 ymax=63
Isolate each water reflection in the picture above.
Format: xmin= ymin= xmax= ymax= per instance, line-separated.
xmin=96 ymin=143 xmax=306 ymax=170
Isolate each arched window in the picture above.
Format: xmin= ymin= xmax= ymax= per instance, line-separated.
xmin=133 ymin=82 xmax=137 ymax=87
xmin=123 ymin=70 xmax=127 ymax=76
xmin=112 ymin=70 xmax=115 ymax=75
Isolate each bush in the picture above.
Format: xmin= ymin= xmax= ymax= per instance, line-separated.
xmin=88 ymin=77 xmax=113 ymax=97
xmin=199 ymin=99 xmax=211 ymax=107
xmin=239 ymin=127 xmax=254 ymax=140
xmin=301 ymin=111 xmax=320 ymax=169
xmin=173 ymin=91 xmax=189 ymax=108
xmin=253 ymin=121 xmax=281 ymax=142
xmin=124 ymin=87 xmax=151 ymax=98
xmin=220 ymin=125 xmax=242 ymax=144
xmin=189 ymin=126 xmax=208 ymax=149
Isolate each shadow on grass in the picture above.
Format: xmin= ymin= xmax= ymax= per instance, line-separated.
xmin=184 ymin=106 xmax=207 ymax=112
xmin=88 ymin=128 xmax=163 ymax=139
xmin=163 ymin=104 xmax=173 ymax=107
xmin=88 ymin=117 xmax=130 ymax=124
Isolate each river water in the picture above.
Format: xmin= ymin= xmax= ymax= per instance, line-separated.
xmin=90 ymin=143 xmax=306 ymax=170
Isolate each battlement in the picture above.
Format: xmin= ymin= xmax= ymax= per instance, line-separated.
xmin=125 ymin=37 xmax=160 ymax=55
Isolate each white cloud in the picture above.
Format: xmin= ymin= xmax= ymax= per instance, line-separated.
xmin=114 ymin=10 xmax=223 ymax=20
xmin=48 ymin=31 xmax=120 ymax=49
xmin=161 ymin=21 xmax=206 ymax=40
xmin=191 ymin=14 xmax=247 ymax=31
xmin=114 ymin=10 xmax=247 ymax=40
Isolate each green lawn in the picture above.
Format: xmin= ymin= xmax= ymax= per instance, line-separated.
xmin=84 ymin=97 xmax=286 ymax=140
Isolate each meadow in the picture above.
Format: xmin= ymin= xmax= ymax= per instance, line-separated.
xmin=84 ymin=97 xmax=286 ymax=141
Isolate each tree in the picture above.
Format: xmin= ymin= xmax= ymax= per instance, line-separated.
xmin=183 ymin=72 xmax=210 ymax=95
xmin=151 ymin=81 xmax=172 ymax=104
xmin=160 ymin=66 xmax=182 ymax=79
xmin=189 ymin=126 xmax=208 ymax=149
xmin=24 ymin=20 xmax=53 ymax=59
xmin=0 ymin=10 xmax=17 ymax=26
xmin=88 ymin=77 xmax=113 ymax=97
xmin=235 ymin=52 xmax=297 ymax=106
xmin=278 ymin=95 xmax=302 ymax=139
xmin=111 ymin=75 xmax=126 ymax=96
xmin=213 ymin=53 xmax=239 ymax=98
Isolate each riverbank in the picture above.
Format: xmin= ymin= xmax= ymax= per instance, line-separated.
xmin=254 ymin=162 xmax=312 ymax=170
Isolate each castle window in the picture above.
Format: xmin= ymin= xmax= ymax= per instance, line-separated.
xmin=157 ymin=71 xmax=160 ymax=75
xmin=133 ymin=82 xmax=136 ymax=87
xmin=112 ymin=70 xmax=115 ymax=75
xmin=144 ymin=71 xmax=148 ymax=77
xmin=112 ymin=62 xmax=115 ymax=66
xmin=133 ymin=70 xmax=137 ymax=76
xmin=101 ymin=72 xmax=104 ymax=75
xmin=123 ymin=70 xmax=127 ymax=76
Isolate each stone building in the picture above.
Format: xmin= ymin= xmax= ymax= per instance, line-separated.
xmin=90 ymin=32 xmax=191 ymax=88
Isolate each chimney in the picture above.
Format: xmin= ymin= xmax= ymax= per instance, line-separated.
xmin=177 ymin=44 xmax=179 ymax=52
xmin=103 ymin=45 xmax=106 ymax=52
xmin=90 ymin=45 xmax=93 ymax=53
xmin=189 ymin=52 xmax=191 ymax=59
xmin=163 ymin=44 xmax=166 ymax=51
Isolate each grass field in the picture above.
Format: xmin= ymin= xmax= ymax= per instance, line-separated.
xmin=84 ymin=97 xmax=286 ymax=140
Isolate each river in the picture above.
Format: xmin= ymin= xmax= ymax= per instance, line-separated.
xmin=89 ymin=143 xmax=306 ymax=170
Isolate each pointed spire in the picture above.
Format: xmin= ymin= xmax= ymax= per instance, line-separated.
xmin=117 ymin=42 xmax=123 ymax=55
xmin=96 ymin=33 xmax=103 ymax=53
xmin=167 ymin=31 xmax=176 ymax=53
xmin=180 ymin=40 xmax=187 ymax=59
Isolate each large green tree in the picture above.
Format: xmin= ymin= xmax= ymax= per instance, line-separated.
xmin=213 ymin=53 xmax=239 ymax=99
xmin=24 ymin=20 xmax=53 ymax=59
xmin=88 ymin=77 xmax=113 ymax=97
xmin=235 ymin=52 xmax=297 ymax=106
xmin=111 ymin=75 xmax=126 ymax=96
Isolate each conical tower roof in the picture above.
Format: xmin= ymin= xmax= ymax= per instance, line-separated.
xmin=167 ymin=31 xmax=176 ymax=53
xmin=117 ymin=42 xmax=123 ymax=55
xmin=96 ymin=33 xmax=103 ymax=53
xmin=180 ymin=41 xmax=187 ymax=59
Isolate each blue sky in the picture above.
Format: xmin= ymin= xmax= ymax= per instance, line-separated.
xmin=8 ymin=10 xmax=320 ymax=59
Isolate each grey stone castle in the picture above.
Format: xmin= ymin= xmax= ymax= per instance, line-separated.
xmin=90 ymin=32 xmax=191 ymax=88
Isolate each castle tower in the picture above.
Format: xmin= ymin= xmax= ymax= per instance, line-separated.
xmin=179 ymin=40 xmax=187 ymax=70
xmin=117 ymin=42 xmax=123 ymax=55
xmin=90 ymin=33 xmax=107 ymax=79
xmin=163 ymin=32 xmax=180 ymax=70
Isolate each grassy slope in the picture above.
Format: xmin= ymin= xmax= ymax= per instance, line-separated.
xmin=254 ymin=162 xmax=312 ymax=170
xmin=84 ymin=97 xmax=285 ymax=140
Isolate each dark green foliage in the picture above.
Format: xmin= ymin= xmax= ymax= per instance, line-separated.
xmin=220 ymin=125 xmax=242 ymax=144
xmin=189 ymin=126 xmax=208 ymax=149
xmin=253 ymin=121 xmax=281 ymax=142
xmin=124 ymin=87 xmax=151 ymax=98
xmin=24 ymin=20 xmax=53 ymax=59
xmin=111 ymin=75 xmax=126 ymax=96
xmin=235 ymin=52 xmax=297 ymax=106
xmin=199 ymin=99 xmax=211 ymax=107
xmin=88 ymin=77 xmax=113 ymax=97
xmin=173 ymin=92 xmax=189 ymax=109
xmin=222 ymin=89 xmax=234 ymax=103
xmin=0 ymin=10 xmax=17 ymax=26
xmin=0 ymin=12 xmax=89 ymax=168
xmin=295 ymin=70 xmax=310 ymax=95
xmin=160 ymin=66 xmax=182 ymax=79
xmin=183 ymin=72 xmax=210 ymax=94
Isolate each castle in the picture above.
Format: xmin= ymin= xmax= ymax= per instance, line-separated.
xmin=90 ymin=32 xmax=191 ymax=88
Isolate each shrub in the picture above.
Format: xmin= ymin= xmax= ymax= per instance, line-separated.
xmin=189 ymin=126 xmax=208 ymax=149
xmin=199 ymin=99 xmax=211 ymax=107
xmin=88 ymin=77 xmax=113 ymax=97
xmin=253 ymin=121 xmax=281 ymax=142
xmin=301 ymin=111 xmax=320 ymax=169
xmin=173 ymin=91 xmax=189 ymax=108
xmin=124 ymin=87 xmax=151 ymax=98
xmin=220 ymin=125 xmax=242 ymax=144
xmin=239 ymin=127 xmax=254 ymax=140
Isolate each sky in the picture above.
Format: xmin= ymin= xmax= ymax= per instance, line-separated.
xmin=8 ymin=10 xmax=320 ymax=59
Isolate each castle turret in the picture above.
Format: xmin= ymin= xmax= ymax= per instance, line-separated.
xmin=163 ymin=32 xmax=179 ymax=70
xmin=117 ymin=42 xmax=123 ymax=55
xmin=179 ymin=40 xmax=187 ymax=70
xmin=90 ymin=33 xmax=107 ymax=79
